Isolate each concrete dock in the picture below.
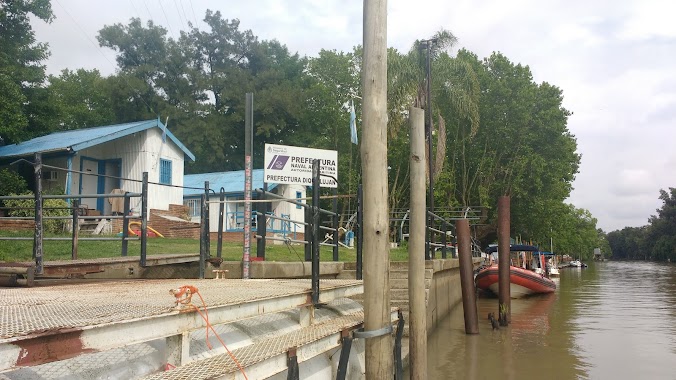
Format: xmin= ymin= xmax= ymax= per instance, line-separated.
xmin=0 ymin=278 xmax=384 ymax=379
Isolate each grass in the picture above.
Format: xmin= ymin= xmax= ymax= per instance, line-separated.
xmin=0 ymin=231 xmax=410 ymax=263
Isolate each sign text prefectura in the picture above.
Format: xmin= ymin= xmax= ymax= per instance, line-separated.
xmin=264 ymin=144 xmax=338 ymax=188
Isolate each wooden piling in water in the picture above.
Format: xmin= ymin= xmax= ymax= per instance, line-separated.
xmin=458 ymin=218 xmax=479 ymax=334
xmin=498 ymin=196 xmax=511 ymax=325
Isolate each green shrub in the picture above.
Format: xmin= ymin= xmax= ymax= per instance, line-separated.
xmin=0 ymin=168 xmax=28 ymax=195
xmin=5 ymin=193 xmax=71 ymax=233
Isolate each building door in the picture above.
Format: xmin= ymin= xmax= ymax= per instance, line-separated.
xmin=80 ymin=158 xmax=104 ymax=213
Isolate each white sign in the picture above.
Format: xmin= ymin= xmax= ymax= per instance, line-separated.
xmin=264 ymin=144 xmax=338 ymax=188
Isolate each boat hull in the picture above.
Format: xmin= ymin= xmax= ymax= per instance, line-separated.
xmin=475 ymin=265 xmax=556 ymax=298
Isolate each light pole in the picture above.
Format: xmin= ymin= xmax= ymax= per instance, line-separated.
xmin=420 ymin=39 xmax=436 ymax=259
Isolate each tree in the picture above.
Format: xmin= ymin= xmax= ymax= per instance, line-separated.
xmin=0 ymin=0 xmax=55 ymax=143
xmin=48 ymin=69 xmax=115 ymax=130
xmin=645 ymin=188 xmax=676 ymax=261
xmin=385 ymin=31 xmax=481 ymax=215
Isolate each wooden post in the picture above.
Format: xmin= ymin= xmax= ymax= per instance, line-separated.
xmin=408 ymin=107 xmax=427 ymax=379
xmin=362 ymin=0 xmax=392 ymax=376
xmin=458 ymin=218 xmax=479 ymax=334
xmin=498 ymin=196 xmax=511 ymax=325
xmin=121 ymin=193 xmax=130 ymax=256
xmin=71 ymin=199 xmax=79 ymax=260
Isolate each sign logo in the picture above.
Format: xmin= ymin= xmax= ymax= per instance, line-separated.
xmin=264 ymin=144 xmax=338 ymax=188
xmin=266 ymin=155 xmax=289 ymax=170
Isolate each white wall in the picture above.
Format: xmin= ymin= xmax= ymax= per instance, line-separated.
xmin=199 ymin=184 xmax=307 ymax=234
xmin=70 ymin=128 xmax=186 ymax=215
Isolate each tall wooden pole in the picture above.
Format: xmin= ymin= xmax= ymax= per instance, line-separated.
xmin=498 ymin=196 xmax=511 ymax=325
xmin=408 ymin=107 xmax=427 ymax=379
xmin=362 ymin=0 xmax=392 ymax=377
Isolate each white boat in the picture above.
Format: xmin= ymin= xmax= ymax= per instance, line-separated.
xmin=569 ymin=260 xmax=588 ymax=268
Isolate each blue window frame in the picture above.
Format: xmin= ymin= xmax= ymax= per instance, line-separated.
xmin=160 ymin=159 xmax=172 ymax=185
xmin=183 ymin=199 xmax=200 ymax=217
xmin=296 ymin=191 xmax=302 ymax=209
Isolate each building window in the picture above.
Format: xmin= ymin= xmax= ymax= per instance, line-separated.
xmin=296 ymin=191 xmax=302 ymax=209
xmin=184 ymin=199 xmax=200 ymax=217
xmin=160 ymin=159 xmax=172 ymax=185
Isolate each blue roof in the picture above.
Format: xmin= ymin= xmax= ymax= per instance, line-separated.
xmin=486 ymin=244 xmax=540 ymax=253
xmin=183 ymin=169 xmax=278 ymax=197
xmin=0 ymin=119 xmax=195 ymax=161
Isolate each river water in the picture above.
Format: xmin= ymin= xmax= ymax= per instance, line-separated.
xmin=414 ymin=261 xmax=676 ymax=379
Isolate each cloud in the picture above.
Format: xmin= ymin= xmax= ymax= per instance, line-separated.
xmin=29 ymin=0 xmax=676 ymax=233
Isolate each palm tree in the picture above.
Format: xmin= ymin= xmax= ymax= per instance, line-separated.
xmin=386 ymin=29 xmax=480 ymax=211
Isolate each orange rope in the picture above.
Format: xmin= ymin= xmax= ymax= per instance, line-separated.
xmin=170 ymin=286 xmax=248 ymax=379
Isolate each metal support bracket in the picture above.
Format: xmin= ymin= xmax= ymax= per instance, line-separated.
xmin=353 ymin=324 xmax=393 ymax=339
xmin=287 ymin=347 xmax=299 ymax=380
xmin=336 ymin=329 xmax=353 ymax=380
xmin=393 ymin=310 xmax=405 ymax=380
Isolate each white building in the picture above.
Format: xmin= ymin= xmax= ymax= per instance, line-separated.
xmin=0 ymin=119 xmax=195 ymax=216
xmin=183 ymin=169 xmax=306 ymax=238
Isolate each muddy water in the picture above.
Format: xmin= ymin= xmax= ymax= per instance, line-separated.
xmin=412 ymin=261 xmax=676 ymax=379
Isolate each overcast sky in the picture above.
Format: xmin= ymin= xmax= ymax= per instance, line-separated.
xmin=31 ymin=0 xmax=676 ymax=232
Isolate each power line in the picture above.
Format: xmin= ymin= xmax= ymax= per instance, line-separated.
xmin=188 ymin=0 xmax=200 ymax=27
xmin=173 ymin=0 xmax=186 ymax=31
xmin=157 ymin=0 xmax=175 ymax=37
xmin=141 ymin=0 xmax=154 ymax=20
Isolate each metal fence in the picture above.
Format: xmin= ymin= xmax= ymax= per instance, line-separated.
xmin=0 ymin=153 xmax=153 ymax=274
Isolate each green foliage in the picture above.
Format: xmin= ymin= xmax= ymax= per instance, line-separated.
xmin=609 ymin=188 xmax=676 ymax=261
xmin=0 ymin=168 xmax=28 ymax=195
xmin=0 ymin=0 xmax=55 ymax=143
xmin=48 ymin=69 xmax=115 ymax=130
xmin=5 ymin=193 xmax=70 ymax=233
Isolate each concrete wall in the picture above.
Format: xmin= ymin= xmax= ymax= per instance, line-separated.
xmin=425 ymin=259 xmax=470 ymax=332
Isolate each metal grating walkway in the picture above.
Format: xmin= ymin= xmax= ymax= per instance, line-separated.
xmin=142 ymin=311 xmax=381 ymax=380
xmin=0 ymin=279 xmax=360 ymax=340
xmin=0 ymin=279 xmax=363 ymax=372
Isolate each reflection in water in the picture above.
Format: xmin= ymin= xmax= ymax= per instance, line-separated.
xmin=409 ymin=261 xmax=676 ymax=379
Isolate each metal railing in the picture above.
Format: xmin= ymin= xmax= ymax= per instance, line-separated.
xmin=0 ymin=153 xmax=150 ymax=274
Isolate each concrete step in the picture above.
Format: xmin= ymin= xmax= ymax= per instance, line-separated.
xmin=391 ymin=300 xmax=410 ymax=312
xmin=390 ymin=261 xmax=410 ymax=270
xmin=390 ymin=269 xmax=433 ymax=279
xmin=335 ymin=270 xmax=357 ymax=280
xmin=349 ymin=293 xmax=364 ymax=301
xmin=392 ymin=289 xmax=428 ymax=301
xmin=390 ymin=278 xmax=431 ymax=290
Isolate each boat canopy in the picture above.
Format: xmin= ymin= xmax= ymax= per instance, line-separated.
xmin=485 ymin=244 xmax=540 ymax=253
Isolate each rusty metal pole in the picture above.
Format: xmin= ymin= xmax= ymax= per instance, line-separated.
xmin=140 ymin=172 xmax=148 ymax=267
xmin=33 ymin=153 xmax=43 ymax=274
xmin=498 ymin=196 xmax=511 ymax=325
xmin=408 ymin=106 xmax=427 ymax=379
xmin=218 ymin=187 xmax=225 ymax=258
xmin=457 ymin=218 xmax=478 ymax=334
